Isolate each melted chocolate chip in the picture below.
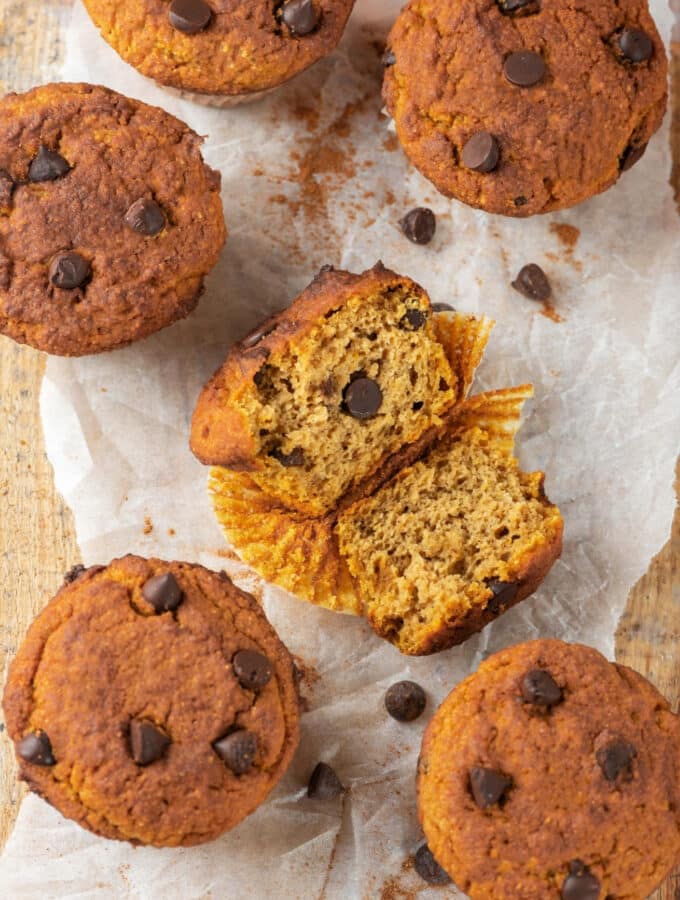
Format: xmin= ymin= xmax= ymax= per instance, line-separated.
xmin=343 ymin=377 xmax=383 ymax=420
xmin=270 ymin=445 xmax=305 ymax=467
xmin=498 ymin=0 xmax=539 ymax=13
xmin=399 ymin=207 xmax=436 ymax=244
xmin=521 ymin=669 xmax=563 ymax=708
xmin=130 ymin=719 xmax=171 ymax=766
xmin=503 ymin=50 xmax=546 ymax=87
xmin=385 ymin=681 xmax=426 ymax=722
xmin=142 ymin=572 xmax=183 ymax=613
xmin=432 ymin=302 xmax=455 ymax=312
xmin=596 ymin=739 xmax=636 ymax=782
xmin=281 ymin=0 xmax=320 ymax=36
xmin=17 ymin=731 xmax=55 ymax=766
xmin=514 ymin=195 xmax=528 ymax=207
xmin=233 ymin=649 xmax=273 ymax=690
xmin=124 ymin=198 xmax=165 ymax=236
xmin=28 ymin=145 xmax=70 ymax=182
xmin=469 ymin=767 xmax=513 ymax=809
xmin=620 ymin=142 xmax=647 ymax=172
xmin=213 ymin=730 xmax=258 ymax=775
xmin=414 ymin=844 xmax=451 ymax=885
xmin=49 ymin=252 xmax=91 ymax=290
xmin=402 ymin=308 xmax=427 ymax=330
xmin=512 ymin=264 xmax=552 ymax=301
xmin=562 ymin=861 xmax=600 ymax=900
xmin=462 ymin=132 xmax=500 ymax=173
xmin=307 ymin=762 xmax=345 ymax=799
xmin=485 ymin=579 xmax=519 ymax=614
xmin=619 ymin=29 xmax=653 ymax=63
xmin=168 ymin=0 xmax=212 ymax=34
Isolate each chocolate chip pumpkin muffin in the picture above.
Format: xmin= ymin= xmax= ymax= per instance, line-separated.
xmin=0 ymin=83 xmax=226 ymax=355
xmin=383 ymin=0 xmax=668 ymax=216
xmin=418 ymin=639 xmax=680 ymax=898
xmin=3 ymin=556 xmax=300 ymax=847
xmin=82 ymin=0 xmax=356 ymax=104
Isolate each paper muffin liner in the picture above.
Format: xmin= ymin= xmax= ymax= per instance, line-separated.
xmin=159 ymin=83 xmax=279 ymax=108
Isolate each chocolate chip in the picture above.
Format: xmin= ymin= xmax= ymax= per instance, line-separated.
xmin=233 ymin=649 xmax=273 ymax=690
xmin=49 ymin=252 xmax=91 ymax=290
xmin=168 ymin=0 xmax=212 ymax=33
xmin=503 ymin=50 xmax=546 ymax=87
xmin=382 ymin=49 xmax=396 ymax=67
xmin=619 ymin=29 xmax=653 ymax=63
xmin=521 ymin=669 xmax=563 ymax=708
xmin=343 ymin=377 xmax=382 ymax=420
xmin=28 ymin=145 xmax=70 ymax=182
xmin=432 ymin=302 xmax=455 ymax=312
xmin=562 ymin=861 xmax=600 ymax=900
xmin=512 ymin=264 xmax=552 ymax=301
xmin=399 ymin=207 xmax=436 ymax=244
xmin=281 ymin=0 xmax=320 ymax=36
xmin=307 ymin=762 xmax=345 ymax=799
xmin=462 ymin=132 xmax=500 ymax=173
xmin=469 ymin=767 xmax=512 ymax=809
xmin=596 ymin=739 xmax=636 ymax=782
xmin=402 ymin=308 xmax=427 ymax=331
xmin=620 ymin=142 xmax=647 ymax=172
xmin=142 ymin=572 xmax=183 ymax=613
xmin=438 ymin=377 xmax=450 ymax=391
xmin=124 ymin=198 xmax=165 ymax=236
xmin=498 ymin=0 xmax=537 ymax=13
xmin=130 ymin=719 xmax=170 ymax=766
xmin=0 ymin=169 xmax=14 ymax=209
xmin=242 ymin=323 xmax=276 ymax=349
xmin=514 ymin=195 xmax=528 ymax=207
xmin=385 ymin=681 xmax=426 ymax=722
xmin=485 ymin=579 xmax=518 ymax=614
xmin=63 ymin=563 xmax=86 ymax=584
xmin=414 ymin=844 xmax=451 ymax=885
xmin=17 ymin=731 xmax=55 ymax=766
xmin=213 ymin=730 xmax=258 ymax=775
xmin=270 ymin=446 xmax=305 ymax=467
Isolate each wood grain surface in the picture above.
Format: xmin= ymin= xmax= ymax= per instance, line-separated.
xmin=0 ymin=4 xmax=678 ymax=897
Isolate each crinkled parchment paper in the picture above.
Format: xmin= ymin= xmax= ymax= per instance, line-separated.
xmin=1 ymin=1 xmax=679 ymax=896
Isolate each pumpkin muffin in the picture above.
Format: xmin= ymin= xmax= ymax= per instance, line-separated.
xmin=383 ymin=0 xmax=668 ymax=216
xmin=3 ymin=556 xmax=300 ymax=847
xmin=418 ymin=639 xmax=680 ymax=898
xmin=0 ymin=83 xmax=226 ymax=355
xmin=82 ymin=0 xmax=356 ymax=105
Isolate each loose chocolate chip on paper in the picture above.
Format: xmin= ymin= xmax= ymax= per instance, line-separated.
xmin=281 ymin=0 xmax=320 ymax=36
xmin=169 ymin=0 xmax=212 ymax=34
xmin=485 ymin=579 xmax=519 ymax=614
xmin=130 ymin=719 xmax=171 ymax=766
xmin=619 ymin=29 xmax=653 ymax=63
xmin=17 ymin=731 xmax=56 ymax=766
xmin=414 ymin=844 xmax=451 ymax=885
xmin=142 ymin=572 xmax=184 ymax=613
xmin=596 ymin=739 xmax=636 ymax=782
xmin=512 ymin=264 xmax=552 ymax=301
xmin=343 ymin=377 xmax=383 ymax=420
xmin=270 ymin=445 xmax=305 ymax=468
xmin=562 ymin=860 xmax=600 ymax=900
xmin=462 ymin=132 xmax=500 ymax=173
xmin=521 ymin=669 xmax=563 ymax=708
xmin=49 ymin=252 xmax=91 ymax=290
xmin=385 ymin=681 xmax=426 ymax=722
xmin=399 ymin=207 xmax=436 ymax=245
xmin=213 ymin=730 xmax=258 ymax=775
xmin=233 ymin=649 xmax=273 ymax=690
xmin=307 ymin=762 xmax=345 ymax=799
xmin=124 ymin=198 xmax=165 ymax=236
xmin=28 ymin=145 xmax=70 ymax=182
xmin=504 ymin=50 xmax=546 ymax=86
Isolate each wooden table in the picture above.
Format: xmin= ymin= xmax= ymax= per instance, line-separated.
xmin=0 ymin=3 xmax=678 ymax=896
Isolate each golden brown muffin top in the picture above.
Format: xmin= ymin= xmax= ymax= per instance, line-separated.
xmin=418 ymin=639 xmax=680 ymax=899
xmin=0 ymin=83 xmax=226 ymax=356
xmin=3 ymin=556 xmax=300 ymax=847
xmin=383 ymin=0 xmax=667 ymax=216
xmin=82 ymin=0 xmax=356 ymax=96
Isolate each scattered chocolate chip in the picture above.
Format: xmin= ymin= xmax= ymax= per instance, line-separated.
xmin=213 ymin=729 xmax=258 ymax=775
xmin=469 ymin=767 xmax=512 ymax=809
xmin=498 ymin=0 xmax=537 ymax=13
xmin=619 ymin=29 xmax=653 ymax=63
xmin=385 ymin=681 xmax=427 ymax=722
xmin=17 ymin=731 xmax=55 ymax=766
xmin=399 ymin=207 xmax=436 ymax=244
xmin=343 ymin=377 xmax=382 ymax=420
xmin=485 ymin=579 xmax=518 ymax=614
xmin=462 ymin=132 xmax=500 ymax=173
xmin=168 ymin=0 xmax=212 ymax=33
xmin=0 ymin=169 xmax=14 ymax=209
xmin=562 ymin=861 xmax=600 ymax=900
xmin=270 ymin=445 xmax=305 ymax=467
xmin=521 ymin=669 xmax=563 ymax=708
xmin=431 ymin=302 xmax=455 ymax=312
xmin=596 ymin=739 xmax=636 ymax=782
xmin=414 ymin=844 xmax=451 ymax=885
xmin=402 ymin=308 xmax=427 ymax=331
xmin=233 ymin=649 xmax=273 ymax=690
xmin=63 ymin=563 xmax=86 ymax=584
xmin=512 ymin=264 xmax=552 ymax=301
xmin=28 ymin=145 xmax=70 ymax=182
xmin=281 ymin=0 xmax=320 ymax=36
xmin=142 ymin=572 xmax=183 ymax=613
xmin=124 ymin=198 xmax=165 ymax=236
xmin=382 ymin=49 xmax=396 ymax=67
xmin=129 ymin=719 xmax=170 ymax=766
xmin=620 ymin=142 xmax=647 ymax=172
xmin=242 ymin=323 xmax=276 ymax=349
xmin=49 ymin=252 xmax=91 ymax=290
xmin=503 ymin=50 xmax=546 ymax=87
xmin=307 ymin=762 xmax=345 ymax=799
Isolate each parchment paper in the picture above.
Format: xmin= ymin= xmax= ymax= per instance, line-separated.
xmin=2 ymin=1 xmax=680 ymax=896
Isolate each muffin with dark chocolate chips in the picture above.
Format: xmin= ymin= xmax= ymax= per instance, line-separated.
xmin=383 ymin=0 xmax=667 ymax=216
xmin=0 ymin=83 xmax=226 ymax=355
xmin=3 ymin=556 xmax=300 ymax=846
xmin=418 ymin=639 xmax=680 ymax=898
